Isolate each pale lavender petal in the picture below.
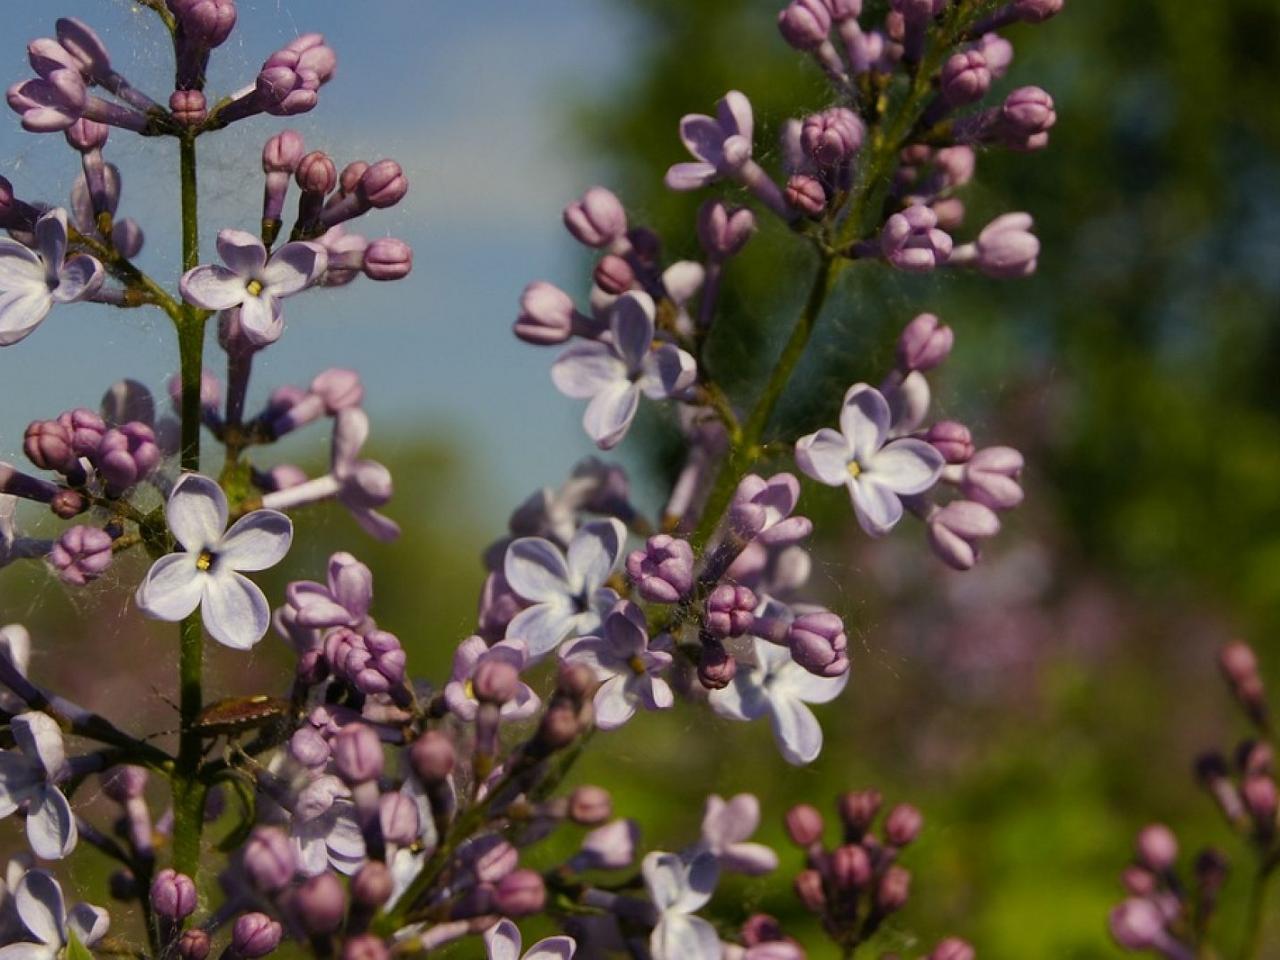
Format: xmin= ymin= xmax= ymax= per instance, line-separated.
xmin=166 ymin=474 xmax=228 ymax=552
xmin=639 ymin=344 xmax=697 ymax=400
xmin=0 ymin=290 xmax=53 ymax=347
xmin=777 ymin=666 xmax=848 ymax=706
xmin=664 ymin=162 xmax=719 ymax=191
xmin=0 ymin=943 xmax=53 ymax=960
xmin=768 ymin=696 xmax=823 ymax=765
xmin=349 ymin=506 xmax=400 ymax=542
xmin=867 ymin=438 xmax=943 ymax=495
xmin=217 ymin=509 xmax=293 ymax=572
xmin=33 ymin=211 xmax=67 ymax=276
xmin=179 ymin=265 xmax=247 ymax=311
xmin=507 ymin=600 xmax=575 ymax=658
xmin=329 ymin=554 xmax=372 ymax=620
xmin=524 ymin=937 xmax=577 ymax=960
xmin=849 ymin=477 xmax=904 ymax=537
xmin=15 ymin=871 xmax=63 ymax=946
xmin=0 ymin=240 xmax=44 ymax=288
xmin=202 ymin=572 xmax=270 ymax=650
xmin=551 ymin=343 xmax=626 ymax=400
xmin=49 ymin=255 xmax=103 ymax=303
xmin=610 ymin=293 xmax=654 ymax=371
xmin=721 ymin=842 xmax=778 ymax=875
xmin=263 ymin=241 xmax=327 ymax=297
xmin=717 ymin=90 xmax=754 ymax=141
xmin=505 ymin=538 xmax=571 ymax=602
xmin=604 ymin=608 xmax=646 ymax=658
xmin=503 ymin=682 xmax=541 ymax=721
xmin=637 ymin=675 xmax=673 ymax=711
xmin=66 ymin=903 xmax=108 ymax=946
xmin=794 ymin=428 xmax=852 ymax=486
xmin=237 ymin=292 xmax=282 ymax=344
xmin=26 ymin=787 xmax=76 ymax=859
xmin=11 ymin=714 xmax=65 ymax=780
xmin=559 ymin=636 xmax=615 ymax=677
xmin=331 ymin=409 xmax=370 ymax=473
xmin=450 ymin=635 xmax=488 ymax=681
xmin=679 ymin=114 xmax=726 ymax=165
xmin=642 ymin=852 xmax=684 ymax=912
xmin=215 ymin=229 xmax=267 ymax=278
xmin=583 ymin=382 xmax=639 ymax=449
xmin=593 ymin=676 xmax=637 ymax=730
xmin=135 ymin=554 xmax=204 ymax=622
xmin=652 ymin=915 xmax=720 ymax=960
xmin=567 ymin=519 xmax=626 ymax=595
xmin=483 ymin=918 xmax=521 ymax=960
xmin=839 ymin=384 xmax=890 ymax=462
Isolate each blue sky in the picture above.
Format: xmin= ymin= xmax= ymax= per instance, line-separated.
xmin=0 ymin=0 xmax=645 ymax=512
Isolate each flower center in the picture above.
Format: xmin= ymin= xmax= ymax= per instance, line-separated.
xmin=195 ymin=550 xmax=215 ymax=572
xmin=847 ymin=460 xmax=863 ymax=479
xmin=628 ymin=655 xmax=647 ymax=676
xmin=245 ymin=278 xmax=265 ymax=297
xmin=464 ymin=679 xmax=475 ymax=700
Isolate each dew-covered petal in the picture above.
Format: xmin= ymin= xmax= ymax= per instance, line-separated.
xmin=849 ymin=477 xmax=904 ymax=537
xmin=868 ymin=438 xmax=944 ymax=495
xmin=135 ymin=554 xmax=204 ymax=622
xmin=215 ymin=229 xmax=267 ymax=278
xmin=263 ymin=241 xmax=326 ymax=297
xmin=839 ymin=383 xmax=890 ymax=462
xmin=505 ymin=537 xmax=571 ymax=602
xmin=551 ymin=342 xmax=626 ymax=400
xmin=202 ymin=572 xmax=270 ymax=650
xmin=768 ymin=695 xmax=824 ymax=765
xmin=794 ymin=428 xmax=852 ymax=486
xmin=179 ymin=264 xmax=247 ymax=311
xmin=567 ymin=519 xmax=626 ymax=595
xmin=218 ymin=509 xmax=293 ymax=572
xmin=15 ymin=870 xmax=63 ymax=945
xmin=166 ymin=473 xmax=228 ymax=551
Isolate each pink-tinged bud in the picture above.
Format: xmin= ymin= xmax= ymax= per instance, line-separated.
xmin=1000 ymin=86 xmax=1056 ymax=144
xmin=59 ymin=408 xmax=106 ymax=457
xmin=1243 ymin=775 xmax=1278 ymax=831
xmin=352 ymin=861 xmax=393 ymax=907
xmin=593 ymin=254 xmax=635 ymax=295
xmin=741 ymin=914 xmax=786 ymax=947
xmin=277 ymin=33 xmax=337 ymax=83
xmin=1237 ymin=740 xmax=1273 ymax=776
xmin=706 ymin=583 xmax=757 ymax=637
xmin=929 ymin=938 xmax=976 ymax=960
xmin=333 ymin=723 xmax=384 ymax=784
xmin=64 ymin=118 xmax=108 ymax=152
xmin=934 ymin=146 xmax=976 ymax=188
xmin=243 ymin=826 xmax=296 ymax=892
xmin=494 ymin=869 xmax=545 ymax=916
xmin=881 ymin=205 xmax=952 ymax=272
xmin=1013 ymin=0 xmax=1064 ymax=22
xmin=568 ymin=785 xmax=613 ymax=825
xmin=838 ymin=789 xmax=882 ymax=835
xmin=962 ymin=446 xmax=1024 ymax=510
xmin=827 ymin=0 xmax=863 ymax=19
xmin=563 ymin=186 xmax=628 ymax=248
xmin=777 ymin=0 xmax=832 ymax=50
xmin=925 ymin=421 xmax=974 ymax=463
xmin=293 ymin=872 xmax=345 ymax=935
xmin=232 ymin=912 xmax=282 ymax=959
xmin=928 ymin=500 xmax=1001 ymax=571
xmin=697 ymin=200 xmax=756 ymax=259
xmin=338 ymin=162 xmax=369 ymax=197
xmin=102 ymin=765 xmax=148 ymax=802
xmin=1135 ymin=824 xmax=1178 ymax=873
xmin=49 ymin=525 xmax=113 ymax=586
xmin=310 ymin=368 xmax=364 ymax=413
xmin=698 ymin=638 xmax=738 ymax=690
xmin=876 ymin=864 xmax=911 ymax=912
xmin=931 ymin=197 xmax=965 ymax=232
xmin=263 ymin=130 xmax=305 ymax=173
xmin=169 ymin=0 xmax=237 ymax=48
xmin=358 ymin=160 xmax=408 ymax=209
xmin=51 ymin=489 xmax=87 ymax=519
xmin=169 ymin=90 xmax=206 ymax=126
xmin=885 ymin=803 xmax=923 ymax=845
xmin=343 ymin=936 xmax=389 ymax=960
xmin=1219 ymin=642 xmax=1259 ymax=687
xmin=788 ymin=611 xmax=849 ymax=677
xmin=975 ymin=212 xmax=1039 ymax=279
xmin=559 ymin=661 xmax=597 ymax=700
xmin=626 ymin=534 xmax=695 ymax=604
xmin=538 ymin=701 xmax=581 ymax=749
xmin=793 ymin=869 xmax=826 ymax=912
xmin=296 ymin=151 xmax=337 ymax=194
xmin=27 ymin=39 xmax=79 ymax=80
xmin=831 ymin=843 xmax=873 ymax=890
xmin=150 ymin=869 xmax=197 ymax=920
xmin=941 ymin=50 xmax=991 ymax=106
xmin=975 ymin=33 xmax=1013 ymax=79
xmin=1109 ymin=898 xmax=1168 ymax=951
xmin=1122 ymin=866 xmax=1157 ymax=896
xmin=24 ymin=420 xmax=77 ymax=473
xmin=800 ymin=108 xmax=864 ymax=166
xmin=178 ymin=929 xmax=211 ymax=960
xmin=362 ymin=238 xmax=413 ymax=281
xmin=379 ymin=791 xmax=421 ymax=846
xmin=785 ymin=804 xmax=825 ymax=847
xmin=408 ymin=730 xmax=456 ymax=783
xmin=97 ymin=422 xmax=160 ymax=495
xmin=514 ymin=281 xmax=576 ymax=345
xmin=473 ymin=659 xmax=520 ymax=705
xmin=897 ymin=313 xmax=954 ymax=372
xmin=786 ymin=174 xmax=827 ymax=217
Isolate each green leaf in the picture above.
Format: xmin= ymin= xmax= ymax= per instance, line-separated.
xmin=66 ymin=928 xmax=95 ymax=960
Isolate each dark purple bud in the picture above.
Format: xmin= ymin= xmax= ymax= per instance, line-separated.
xmin=352 ymin=861 xmax=393 ymax=907
xmin=706 ymin=584 xmax=757 ymax=638
xmin=333 ymin=723 xmax=384 ymax=784
xmin=800 ymin=108 xmax=864 ymax=166
xmin=1135 ymin=824 xmax=1177 ymax=873
xmin=929 ymin=938 xmax=976 ymax=960
xmin=263 ymin=130 xmax=305 ymax=173
xmin=593 ymin=254 xmax=635 ymax=295
xmin=928 ymin=500 xmax=1000 ymax=571
xmin=296 ymin=151 xmax=337 ymax=195
xmin=102 ymin=765 xmax=148 ymax=802
xmin=64 ymin=118 xmax=108 ymax=152
xmin=697 ymin=637 xmax=738 ymax=690
xmin=785 ymin=175 xmax=827 ymax=217
xmin=232 ymin=912 xmax=282 ymax=959
xmin=882 ymin=205 xmax=952 ymax=272
xmin=925 ymin=421 xmax=974 ymax=463
xmin=514 ymin=281 xmax=576 ymax=345
xmin=49 ymin=525 xmax=113 ymax=586
xmin=793 ymin=869 xmax=826 ymax=912
xmin=58 ymin=408 xmax=106 ymax=458
xmin=876 ymin=864 xmax=911 ymax=912
xmin=495 ymin=868 xmax=545 ymax=916
xmin=563 ymin=186 xmax=627 ymax=249
xmin=962 ymin=446 xmax=1024 ymax=510
xmin=1196 ymin=751 xmax=1247 ymax=822
xmin=1013 ymin=0 xmax=1064 ymax=22
xmin=178 ymin=929 xmax=211 ymax=960
xmin=150 ymin=868 xmax=196 ymax=920
xmin=243 ymin=826 xmax=296 ymax=892
xmin=24 ymin=420 xmax=77 ymax=473
xmin=170 ymin=0 xmax=237 ymax=48
xmin=838 ymin=789 xmax=882 ymax=836
xmin=568 ymin=785 xmax=613 ymax=825
xmin=362 ymin=238 xmax=413 ymax=281
xmin=787 ymin=610 xmax=849 ymax=677
xmin=1194 ymin=848 xmax=1229 ymax=896
xmin=626 ymin=534 xmax=694 ymax=604
xmin=294 ymin=872 xmax=346 ymax=935
xmin=884 ymin=803 xmax=923 ymax=846
xmin=697 ymin=200 xmax=756 ymax=259
xmin=358 ymin=160 xmax=407 ymax=209
xmin=785 ymin=804 xmax=824 ymax=846
xmin=777 ymin=0 xmax=832 ymax=50
xmin=1109 ymin=898 xmax=1167 ymax=952
xmin=940 ymin=50 xmax=991 ymax=106
xmin=51 ymin=489 xmax=88 ymax=519
xmin=97 ymin=422 xmax=160 ymax=495
xmin=741 ymin=914 xmax=786 ymax=947
xmin=831 ymin=843 xmax=873 ymax=891
xmin=169 ymin=90 xmax=206 ymax=126
xmin=343 ymin=936 xmax=389 ymax=960
xmin=409 ymin=730 xmax=456 ymax=784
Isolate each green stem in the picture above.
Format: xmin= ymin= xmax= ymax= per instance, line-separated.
xmin=1237 ymin=857 xmax=1277 ymax=960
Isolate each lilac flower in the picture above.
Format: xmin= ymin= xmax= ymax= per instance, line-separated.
xmin=285 ymin=552 xmax=374 ymax=630
xmin=972 ymin=212 xmax=1040 ymax=278
xmin=0 ymin=713 xmax=77 ymax=859
xmin=926 ymin=500 xmax=1000 ymax=571
xmin=179 ymin=229 xmax=326 ymax=345
xmin=560 ymin=602 xmax=673 ymax=730
xmin=0 ymin=209 xmax=103 ymax=347
xmin=795 ymin=383 xmax=944 ymax=536
xmin=643 ymin=851 xmax=721 ymax=960
xmin=570 ymin=819 xmax=639 ymax=872
xmin=135 ymin=474 xmax=293 ymax=650
xmin=443 ymin=637 xmax=540 ymax=721
xmin=290 ymin=776 xmax=365 ymax=876
xmin=730 ymin=473 xmax=812 ymax=545
xmin=503 ymin=519 xmax=627 ymax=657
xmin=665 ymin=90 xmax=754 ymax=190
xmin=484 ymin=917 xmax=576 ymax=960
xmin=698 ymin=794 xmax=779 ymax=875
xmin=551 ymin=292 xmax=696 ymax=450
xmin=0 ymin=869 xmax=107 ymax=960
xmin=709 ymin=638 xmax=848 ymax=765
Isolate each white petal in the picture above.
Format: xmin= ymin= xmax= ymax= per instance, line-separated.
xmin=525 ymin=937 xmax=577 ymax=960
xmin=15 ymin=870 xmax=64 ymax=945
xmin=583 ymin=382 xmax=639 ymax=450
xmin=868 ymin=438 xmax=944 ymax=495
xmin=483 ymin=918 xmax=521 ymax=960
xmin=66 ymin=903 xmax=108 ymax=946
xmin=567 ymin=519 xmax=627 ymax=594
xmin=166 ymin=474 xmax=228 ymax=552
xmin=592 ymin=677 xmax=637 ymax=730
xmin=794 ymin=428 xmax=852 ymax=487
xmin=768 ymin=696 xmax=824 ymax=765
xmin=178 ymin=265 xmax=247 ymax=311
xmin=331 ymin=409 xmax=369 ymax=472
xmin=839 ymin=383 xmax=890 ymax=462
xmin=641 ymin=852 xmax=685 ymax=912
xmin=506 ymin=601 xmax=574 ymax=659
xmin=0 ymin=944 xmax=56 ymax=960
xmin=215 ymin=229 xmax=267 ymax=278
xmin=26 ymin=787 xmax=77 ymax=859
xmin=237 ymin=292 xmax=283 ymax=344
xmin=263 ymin=241 xmax=326 ymax=297
xmin=849 ymin=477 xmax=904 ymax=537
xmin=551 ymin=343 xmax=627 ymax=400
xmin=33 ymin=211 xmax=67 ymax=276
xmin=776 ymin=663 xmax=849 ymax=706
xmin=202 ymin=572 xmax=270 ymax=650
xmin=11 ymin=714 xmax=65 ymax=780
xmin=0 ymin=241 xmax=45 ymax=289
xmin=135 ymin=554 xmax=204 ymax=622
xmin=0 ymin=290 xmax=52 ymax=347
xmin=217 ymin=509 xmax=293 ymax=572
xmin=651 ymin=915 xmax=721 ymax=960
xmin=504 ymin=538 xmax=571 ymax=602
xmin=0 ymin=624 xmax=31 ymax=675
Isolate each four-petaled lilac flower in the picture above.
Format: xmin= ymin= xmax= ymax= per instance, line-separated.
xmin=0 ymin=713 xmax=78 ymax=860
xmin=560 ymin=602 xmax=674 ymax=730
xmin=551 ymin=292 xmax=696 ymax=450
xmin=698 ymin=793 xmax=779 ymax=875
xmin=484 ymin=917 xmax=577 ymax=960
xmin=285 ymin=551 xmax=374 ymax=631
xmin=795 ymin=383 xmax=944 ymax=536
xmin=444 ymin=637 xmax=541 ymax=721
xmin=665 ymin=90 xmax=754 ymax=190
xmin=503 ymin=519 xmax=627 ymax=658
xmin=0 ymin=869 xmax=108 ymax=960
xmin=289 ymin=775 xmax=365 ymax=876
xmin=709 ymin=638 xmax=848 ymax=765
xmin=0 ymin=209 xmax=103 ymax=347
xmin=179 ymin=229 xmax=326 ymax=345
xmin=135 ymin=473 xmax=293 ymax=650
xmin=642 ymin=851 xmax=722 ymax=960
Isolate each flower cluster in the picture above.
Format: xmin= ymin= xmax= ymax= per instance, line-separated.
xmin=0 ymin=0 xmax=1066 ymax=958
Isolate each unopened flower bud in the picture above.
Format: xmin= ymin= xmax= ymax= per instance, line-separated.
xmin=831 ymin=843 xmax=873 ymax=890
xmin=50 ymin=489 xmax=87 ymax=519
xmin=999 ymin=86 xmax=1057 ymax=149
xmin=296 ymin=151 xmax=337 ymax=195
xmin=1013 ymin=0 xmax=1065 ymax=23
xmin=881 ymin=205 xmax=952 ymax=272
xmin=876 ymin=865 xmax=911 ymax=912
xmin=838 ymin=789 xmax=882 ymax=836
xmin=65 ymin=118 xmax=108 ymax=152
xmin=697 ymin=200 xmax=756 ymax=259
xmin=178 ymin=929 xmax=211 ymax=960
xmin=558 ymin=662 xmax=597 ymax=701
xmin=169 ymin=90 xmax=206 ymax=126
xmin=1243 ymin=775 xmax=1278 ymax=832
xmin=472 ymin=659 xmax=519 ymax=705
xmin=243 ymin=826 xmax=296 ymax=893
xmin=896 ymin=313 xmax=953 ymax=372
xmin=1135 ymin=824 xmax=1177 ymax=873
xmin=794 ymin=869 xmax=826 ymax=912
xmin=788 ymin=610 xmax=849 ymax=677
xmin=785 ymin=804 xmax=824 ymax=847
xmin=379 ymin=791 xmax=421 ymax=846
xmin=515 ymin=281 xmax=576 ymax=345
xmin=292 ymin=871 xmax=346 ymax=935
xmin=568 ymin=785 xmax=613 ymax=825
xmin=538 ymin=701 xmax=580 ymax=748
xmin=408 ymin=730 xmax=455 ymax=784
xmin=358 ymin=160 xmax=408 ymax=209
xmin=800 ymin=108 xmax=864 ymax=166
xmin=974 ymin=212 xmax=1039 ymax=279
xmin=706 ymin=583 xmax=756 ymax=638
xmin=698 ymin=637 xmax=738 ymax=690
xmin=925 ymin=421 xmax=974 ymax=463
xmin=1219 ymin=642 xmax=1260 ymax=688
xmin=940 ymin=50 xmax=991 ymax=106
xmin=563 ymin=186 xmax=627 ymax=249
xmin=24 ymin=420 xmax=77 ymax=473
xmin=263 ymin=130 xmax=305 ymax=174
xmin=593 ymin=254 xmax=634 ymax=295
xmin=352 ymin=861 xmax=393 ymax=907
xmin=309 ymin=368 xmax=364 ymax=413
xmin=1108 ymin=898 xmax=1167 ymax=952
xmin=786 ymin=175 xmax=826 ymax=217
xmin=362 ymin=238 xmax=413 ymax=281
xmin=97 ymin=422 xmax=160 ymax=495
xmin=232 ymin=912 xmax=282 ymax=959
xmin=343 ymin=936 xmax=389 ymax=960
xmin=49 ymin=525 xmax=113 ymax=585
xmin=777 ymin=0 xmax=832 ymax=50
xmin=333 ymin=723 xmax=384 ymax=784
xmin=929 ymin=938 xmax=976 ymax=960
xmin=961 ymin=446 xmax=1024 ymax=510
xmin=627 ymin=534 xmax=694 ymax=604
xmin=494 ymin=869 xmax=545 ymax=916
xmin=59 ymin=408 xmax=106 ymax=458
xmin=150 ymin=869 xmax=196 ymax=921
xmin=102 ymin=765 xmax=148 ymax=802
xmin=884 ymin=803 xmax=923 ymax=846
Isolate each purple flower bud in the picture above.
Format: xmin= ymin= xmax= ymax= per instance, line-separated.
xmin=376 ymin=791 xmax=419 ymax=846
xmin=941 ymin=50 xmax=991 ymax=106
xmin=884 ymin=803 xmax=923 ymax=845
xmin=568 ymin=785 xmax=613 ymax=825
xmin=593 ymin=254 xmax=635 ymax=295
xmin=472 ymin=659 xmax=520 ymax=705
xmin=563 ymin=186 xmax=628 ymax=249
xmin=232 ymin=912 xmax=283 ymax=959
xmin=697 ymin=200 xmax=756 ymax=259
xmin=929 ymin=938 xmax=976 ymax=960
xmin=408 ymin=730 xmax=456 ymax=783
xmin=974 ymin=33 xmax=1013 ymax=80
xmin=494 ymin=869 xmax=545 ymax=916
xmin=28 ymin=39 xmax=79 ymax=80
xmin=626 ymin=534 xmax=694 ymax=603
xmin=1220 ymin=642 xmax=1260 ymax=687
xmin=169 ymin=90 xmax=206 ymax=126
xmin=48 ymin=525 xmax=113 ymax=585
xmin=800 ymin=108 xmax=864 ymax=166
xmin=358 ymin=160 xmax=408 ymax=209
xmin=7 ymin=71 xmax=87 ymax=133
xmin=839 ymin=789 xmax=882 ymax=835
xmin=362 ymin=238 xmax=413 ymax=281
xmin=272 ymin=33 xmax=337 ymax=83
xmin=179 ymin=929 xmax=211 ymax=960
xmin=961 ymin=446 xmax=1024 ymax=510
xmin=698 ymin=637 xmax=738 ymax=690
xmin=311 ymin=369 xmax=365 ymax=413
xmin=934 ymin=146 xmax=976 ymax=188
xmin=777 ymin=0 xmax=832 ymax=50
xmin=102 ymin=765 xmax=148 ymax=802
xmin=794 ymin=869 xmax=826 ymax=912
xmin=50 ymin=489 xmax=87 ymax=519
xmin=24 ymin=420 xmax=77 ymax=473
xmin=785 ymin=804 xmax=824 ymax=846
xmin=999 ymin=86 xmax=1057 ymax=149
xmin=97 ymin=422 xmax=160 ymax=495
xmin=150 ymin=868 xmax=197 ymax=921
xmin=706 ymin=584 xmax=757 ymax=638
xmin=343 ymin=936 xmax=389 ymax=960
xmin=876 ymin=865 xmax=911 ymax=912
xmin=785 ymin=174 xmax=827 ymax=217
xmin=296 ymin=151 xmax=337 ymax=194
xmin=325 ymin=628 xmax=406 ymax=695
xmin=333 ymin=723 xmax=384 ymax=784
xmin=170 ymin=0 xmax=237 ymax=48
xmin=1109 ymin=898 xmax=1168 ymax=951
xmin=352 ymin=862 xmax=393 ymax=907
xmin=58 ymin=408 xmax=106 ymax=458
xmin=243 ymin=826 xmax=296 ymax=892
xmin=881 ymin=205 xmax=952 ymax=272
xmin=289 ymin=725 xmax=330 ymax=767
xmin=293 ymin=872 xmax=346 ymax=935
xmin=975 ymin=212 xmax=1039 ymax=278
xmin=927 ymin=500 xmax=1000 ymax=571
xmin=1243 ymin=775 xmax=1278 ymax=830
xmin=831 ymin=843 xmax=873 ymax=890
xmin=263 ymin=130 xmax=305 ymax=173
xmin=788 ymin=611 xmax=849 ymax=677
xmin=112 ymin=217 xmax=144 ymax=258
xmin=514 ymin=281 xmax=576 ymax=345
xmin=1134 ymin=824 xmax=1178 ymax=872
xmin=1013 ymin=0 xmax=1064 ymax=23
xmin=256 ymin=65 xmax=318 ymax=117
xmin=64 ymin=117 xmax=108 ymax=152
xmin=925 ymin=421 xmax=974 ymax=463
xmin=896 ymin=313 xmax=954 ymax=372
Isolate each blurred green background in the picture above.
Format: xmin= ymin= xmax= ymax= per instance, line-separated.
xmin=5 ymin=0 xmax=1280 ymax=957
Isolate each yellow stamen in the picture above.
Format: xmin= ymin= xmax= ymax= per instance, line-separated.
xmin=195 ymin=550 xmax=214 ymax=572
xmin=245 ymin=279 xmax=264 ymax=297
xmin=464 ymin=679 xmax=475 ymax=700
xmin=847 ymin=460 xmax=862 ymax=479
xmin=628 ymin=655 xmax=647 ymax=675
